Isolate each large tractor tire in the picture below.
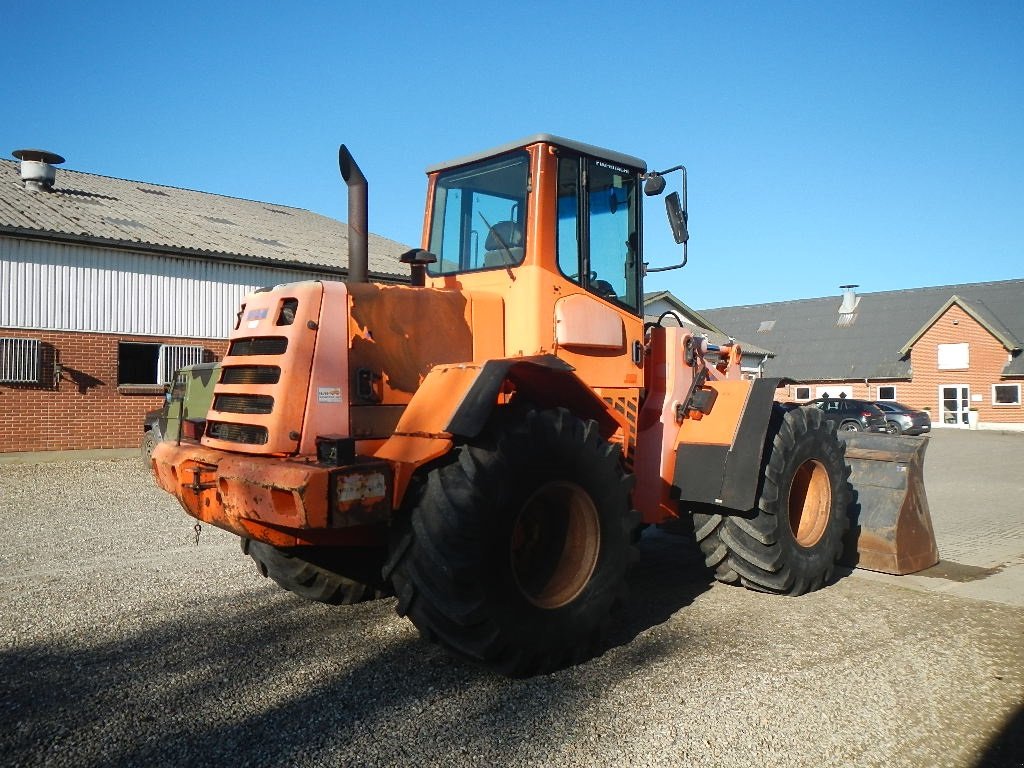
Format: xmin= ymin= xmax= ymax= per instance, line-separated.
xmin=385 ymin=407 xmax=639 ymax=676
xmin=692 ymin=405 xmax=851 ymax=595
xmin=243 ymin=539 xmax=391 ymax=605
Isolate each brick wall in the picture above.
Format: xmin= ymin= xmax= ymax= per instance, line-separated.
xmin=0 ymin=328 xmax=227 ymax=452
xmin=783 ymin=304 xmax=1022 ymax=427
xmin=903 ymin=304 xmax=1022 ymax=426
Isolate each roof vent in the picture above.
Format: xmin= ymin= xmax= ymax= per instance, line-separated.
xmin=838 ymin=284 xmax=860 ymax=314
xmin=12 ymin=149 xmax=65 ymax=192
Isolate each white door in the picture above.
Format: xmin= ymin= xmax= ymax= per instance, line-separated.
xmin=939 ymin=385 xmax=970 ymax=428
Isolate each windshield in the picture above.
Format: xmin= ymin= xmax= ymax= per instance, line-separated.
xmin=427 ymin=152 xmax=529 ymax=275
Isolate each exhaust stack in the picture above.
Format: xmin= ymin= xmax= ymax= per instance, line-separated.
xmin=338 ymin=145 xmax=368 ymax=283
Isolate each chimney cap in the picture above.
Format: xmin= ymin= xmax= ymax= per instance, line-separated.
xmin=12 ymin=149 xmax=65 ymax=164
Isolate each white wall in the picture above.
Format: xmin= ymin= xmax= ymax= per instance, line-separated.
xmin=1 ymin=236 xmax=340 ymax=340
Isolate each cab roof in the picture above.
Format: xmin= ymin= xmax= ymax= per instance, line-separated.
xmin=426 ymin=133 xmax=647 ymax=174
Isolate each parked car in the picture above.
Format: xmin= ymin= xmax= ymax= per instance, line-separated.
xmin=141 ymin=362 xmax=220 ymax=463
xmin=805 ymin=397 xmax=889 ymax=433
xmin=874 ymin=401 xmax=932 ymax=435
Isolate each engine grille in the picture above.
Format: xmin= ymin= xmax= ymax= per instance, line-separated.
xmin=214 ymin=394 xmax=274 ymax=415
xmin=228 ymin=337 xmax=288 ymax=356
xmin=206 ymin=421 xmax=268 ymax=445
xmin=220 ymin=365 xmax=281 ymax=385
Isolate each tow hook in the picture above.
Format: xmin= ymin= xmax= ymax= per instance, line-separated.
xmin=184 ymin=462 xmax=218 ymax=494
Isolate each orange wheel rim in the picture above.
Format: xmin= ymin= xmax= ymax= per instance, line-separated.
xmin=510 ymin=481 xmax=600 ymax=609
xmin=788 ymin=460 xmax=832 ymax=547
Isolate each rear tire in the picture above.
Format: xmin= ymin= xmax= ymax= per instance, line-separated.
xmin=244 ymin=539 xmax=391 ymax=605
xmin=385 ymin=407 xmax=638 ymax=676
xmin=693 ymin=405 xmax=850 ymax=595
xmin=840 ymin=420 xmax=862 ymax=432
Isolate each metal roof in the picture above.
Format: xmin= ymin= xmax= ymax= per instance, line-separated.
xmin=426 ymin=134 xmax=647 ymax=174
xmin=698 ymin=279 xmax=1024 ymax=380
xmin=0 ymin=159 xmax=409 ymax=278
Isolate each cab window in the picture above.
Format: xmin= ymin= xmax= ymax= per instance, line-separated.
xmin=427 ymin=153 xmax=529 ymax=275
xmin=556 ymin=154 xmax=640 ymax=311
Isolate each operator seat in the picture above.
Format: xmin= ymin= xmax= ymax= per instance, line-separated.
xmin=482 ymin=221 xmax=524 ymax=267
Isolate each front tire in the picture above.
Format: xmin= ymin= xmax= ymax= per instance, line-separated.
xmin=693 ymin=405 xmax=850 ymax=595
xmin=385 ymin=407 xmax=638 ymax=676
xmin=885 ymin=420 xmax=902 ymax=435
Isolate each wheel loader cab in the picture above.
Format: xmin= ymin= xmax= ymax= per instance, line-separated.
xmin=422 ymin=136 xmax=647 ymax=391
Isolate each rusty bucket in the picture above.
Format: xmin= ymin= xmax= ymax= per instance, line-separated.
xmin=839 ymin=432 xmax=939 ymax=575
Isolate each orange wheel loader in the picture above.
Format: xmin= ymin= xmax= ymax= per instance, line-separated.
xmin=151 ymin=135 xmax=938 ymax=676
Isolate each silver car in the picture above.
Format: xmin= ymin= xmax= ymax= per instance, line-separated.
xmin=874 ymin=401 xmax=932 ymax=436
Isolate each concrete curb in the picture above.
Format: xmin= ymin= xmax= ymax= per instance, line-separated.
xmin=0 ymin=448 xmax=138 ymax=464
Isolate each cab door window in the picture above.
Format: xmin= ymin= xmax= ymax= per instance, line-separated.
xmin=556 ymin=155 xmax=640 ymax=311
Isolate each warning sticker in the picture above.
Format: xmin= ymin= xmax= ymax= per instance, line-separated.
xmin=318 ymin=387 xmax=343 ymax=404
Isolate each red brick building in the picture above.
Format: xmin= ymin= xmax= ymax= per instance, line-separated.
xmin=697 ymin=282 xmax=1024 ymax=430
xmin=1 ymin=151 xmax=408 ymax=452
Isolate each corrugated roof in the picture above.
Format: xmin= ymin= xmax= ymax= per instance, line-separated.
xmin=0 ymin=158 xmax=409 ymax=278
xmin=698 ymin=279 xmax=1024 ymax=380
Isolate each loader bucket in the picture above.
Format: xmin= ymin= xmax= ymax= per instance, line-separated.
xmin=839 ymin=432 xmax=939 ymax=575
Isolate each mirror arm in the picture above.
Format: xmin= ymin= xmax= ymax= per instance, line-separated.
xmin=645 ymin=242 xmax=688 ymax=273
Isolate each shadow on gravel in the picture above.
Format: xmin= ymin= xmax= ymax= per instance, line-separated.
xmin=608 ymin=526 xmax=714 ymax=651
xmin=974 ymin=702 xmax=1024 ymax=768
xmin=0 ymin=530 xmax=716 ymax=767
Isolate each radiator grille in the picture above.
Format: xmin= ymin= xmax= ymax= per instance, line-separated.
xmin=207 ymin=421 xmax=268 ymax=445
xmin=214 ymin=394 xmax=274 ymax=415
xmin=220 ymin=365 xmax=281 ymax=385
xmin=228 ymin=337 xmax=288 ymax=357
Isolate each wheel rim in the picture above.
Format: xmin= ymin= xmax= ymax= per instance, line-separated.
xmin=886 ymin=422 xmax=898 ymax=434
xmin=510 ymin=481 xmax=600 ymax=609
xmin=788 ymin=460 xmax=832 ymax=548
xmin=841 ymin=422 xmax=859 ymax=432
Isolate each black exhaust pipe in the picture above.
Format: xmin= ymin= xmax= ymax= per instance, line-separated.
xmin=338 ymin=145 xmax=368 ymax=283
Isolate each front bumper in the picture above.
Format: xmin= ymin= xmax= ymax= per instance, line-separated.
xmin=151 ymin=441 xmax=393 ymax=547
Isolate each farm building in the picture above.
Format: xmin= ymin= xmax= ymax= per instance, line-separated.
xmin=0 ymin=150 xmax=408 ymax=452
xmin=698 ymin=281 xmax=1024 ymax=430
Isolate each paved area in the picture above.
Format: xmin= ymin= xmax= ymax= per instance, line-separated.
xmin=0 ymin=431 xmax=1021 ymax=767
xmin=854 ymin=428 xmax=1024 ymax=607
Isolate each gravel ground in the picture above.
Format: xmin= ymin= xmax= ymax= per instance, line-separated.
xmin=1 ymin=456 xmax=1022 ymax=767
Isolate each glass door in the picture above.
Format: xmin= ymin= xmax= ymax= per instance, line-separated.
xmin=940 ymin=385 xmax=970 ymax=427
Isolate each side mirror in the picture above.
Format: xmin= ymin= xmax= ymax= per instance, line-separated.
xmin=643 ymin=174 xmax=666 ymax=196
xmin=666 ymin=192 xmax=688 ymax=244
xmin=644 ymin=163 xmax=690 ymax=274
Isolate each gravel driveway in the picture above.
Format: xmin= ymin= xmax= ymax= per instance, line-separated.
xmin=1 ymin=444 xmax=1022 ymax=767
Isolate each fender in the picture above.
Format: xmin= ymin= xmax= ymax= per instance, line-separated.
xmin=673 ymin=377 xmax=781 ymax=511
xmin=373 ymin=355 xmax=624 ymax=505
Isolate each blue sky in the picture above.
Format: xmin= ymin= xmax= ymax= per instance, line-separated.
xmin=3 ymin=1 xmax=1021 ymax=308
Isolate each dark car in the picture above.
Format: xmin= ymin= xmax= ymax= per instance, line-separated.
xmin=806 ymin=397 xmax=889 ymax=433
xmin=874 ymin=401 xmax=932 ymax=435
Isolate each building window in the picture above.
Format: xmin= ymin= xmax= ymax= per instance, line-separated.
xmin=794 ymin=386 xmax=811 ymax=400
xmin=118 ymin=342 xmax=205 ymax=386
xmin=937 ymin=342 xmax=969 ymax=370
xmin=0 ymin=337 xmax=41 ymax=383
xmin=877 ymin=386 xmax=897 ymax=401
xmin=992 ymin=384 xmax=1021 ymax=406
